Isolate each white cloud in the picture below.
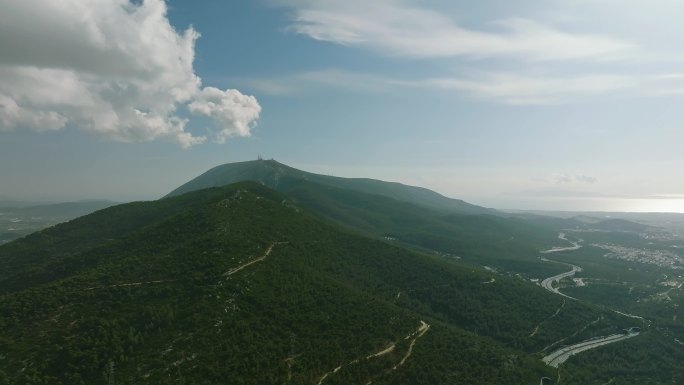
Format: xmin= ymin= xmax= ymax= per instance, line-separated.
xmin=0 ymin=0 xmax=260 ymax=148
xmin=188 ymin=87 xmax=262 ymax=143
xmin=0 ymin=94 xmax=67 ymax=132
xmin=551 ymin=174 xmax=598 ymax=184
xmin=265 ymin=1 xmax=684 ymax=105
xmin=244 ymin=69 xmax=409 ymax=95
xmin=278 ymin=0 xmax=635 ymax=61
xmin=420 ymin=73 xmax=637 ymax=104
xmin=247 ymin=68 xmax=684 ymax=105
xmin=422 ymin=72 xmax=684 ymax=104
xmin=574 ymin=175 xmax=598 ymax=184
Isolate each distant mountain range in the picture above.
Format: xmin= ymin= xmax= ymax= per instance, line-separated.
xmin=507 ymin=209 xmax=673 ymax=234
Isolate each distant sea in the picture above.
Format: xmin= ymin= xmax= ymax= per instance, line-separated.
xmin=488 ymin=197 xmax=684 ymax=213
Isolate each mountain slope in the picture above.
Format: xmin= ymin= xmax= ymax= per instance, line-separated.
xmin=1 ymin=183 xmax=625 ymax=385
xmin=166 ymin=159 xmax=491 ymax=215
xmin=274 ymin=178 xmax=564 ymax=275
xmin=167 ymin=161 xmax=567 ymax=275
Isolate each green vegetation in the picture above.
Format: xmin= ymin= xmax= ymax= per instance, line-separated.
xmin=3 ymin=161 xmax=683 ymax=384
xmin=182 ymin=173 xmax=566 ymax=277
xmin=539 ymin=230 xmax=684 ymax=384
xmin=1 ymin=183 xmax=597 ymax=384
xmin=165 ymin=160 xmax=590 ymax=276
xmin=560 ymin=330 xmax=684 ymax=385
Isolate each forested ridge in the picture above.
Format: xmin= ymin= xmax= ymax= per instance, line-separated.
xmin=0 ymin=183 xmax=588 ymax=384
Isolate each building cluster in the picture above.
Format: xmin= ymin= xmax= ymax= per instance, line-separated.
xmin=592 ymin=243 xmax=684 ymax=269
xmin=639 ymin=232 xmax=678 ymax=242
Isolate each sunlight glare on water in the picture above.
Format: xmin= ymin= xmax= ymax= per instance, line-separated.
xmin=622 ymin=198 xmax=684 ymax=213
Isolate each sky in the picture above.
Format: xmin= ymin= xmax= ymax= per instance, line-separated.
xmin=1 ymin=0 xmax=684 ymax=212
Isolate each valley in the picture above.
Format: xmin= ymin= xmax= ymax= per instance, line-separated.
xmin=534 ymin=233 xmax=646 ymax=378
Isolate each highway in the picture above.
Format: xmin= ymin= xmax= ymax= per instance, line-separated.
xmin=540 ymin=263 xmax=582 ymax=300
xmin=539 ymin=232 xmax=583 ymax=299
xmin=538 ymin=232 xmax=642 ymax=370
xmin=540 ymin=232 xmax=582 ymax=254
xmin=542 ymin=331 xmax=639 ymax=368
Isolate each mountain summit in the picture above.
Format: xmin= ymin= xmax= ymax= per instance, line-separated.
xmin=167 ymin=159 xmax=491 ymax=215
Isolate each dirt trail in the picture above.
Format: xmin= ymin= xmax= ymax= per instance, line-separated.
xmin=366 ymin=344 xmax=395 ymax=359
xmin=541 ymin=316 xmax=601 ymax=353
xmin=613 ymin=310 xmax=648 ymax=323
xmin=83 ymin=279 xmax=176 ymax=291
xmin=224 ymin=242 xmax=284 ymax=276
xmin=529 ymin=299 xmax=565 ymax=338
xmin=393 ymin=321 xmax=430 ymax=370
xmin=316 ymin=321 xmax=430 ymax=385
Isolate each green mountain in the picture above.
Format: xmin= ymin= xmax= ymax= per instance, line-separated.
xmin=167 ymin=160 xmax=570 ymax=276
xmin=167 ymin=159 xmax=491 ymax=215
xmin=574 ymin=217 xmax=652 ymax=233
xmin=0 ymin=183 xmax=624 ymax=385
xmin=271 ymin=178 xmax=564 ymax=276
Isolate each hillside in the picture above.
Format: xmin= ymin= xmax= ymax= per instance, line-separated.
xmin=578 ymin=218 xmax=652 ymax=233
xmin=274 ymin=178 xmax=563 ymax=275
xmin=0 ymin=183 xmax=625 ymax=385
xmin=166 ymin=159 xmax=491 ymax=215
xmin=167 ymin=161 xmax=569 ymax=275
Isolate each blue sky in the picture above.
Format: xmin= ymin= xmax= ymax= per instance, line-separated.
xmin=1 ymin=0 xmax=684 ymax=212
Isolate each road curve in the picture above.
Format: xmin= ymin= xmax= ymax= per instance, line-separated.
xmin=543 ymin=332 xmax=639 ymax=368
xmin=540 ymin=263 xmax=582 ymax=300
xmin=538 ymin=232 xmax=642 ymax=369
xmin=541 ymin=232 xmax=582 ymax=254
xmin=539 ymin=232 xmax=583 ymax=299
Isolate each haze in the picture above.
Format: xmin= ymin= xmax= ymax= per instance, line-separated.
xmin=1 ymin=0 xmax=683 ymax=212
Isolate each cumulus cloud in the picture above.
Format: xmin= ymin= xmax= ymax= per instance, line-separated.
xmin=0 ymin=0 xmax=260 ymax=148
xmin=277 ymin=0 xmax=635 ymax=61
xmin=188 ymin=87 xmax=262 ymax=143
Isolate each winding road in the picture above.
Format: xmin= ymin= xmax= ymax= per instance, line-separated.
xmin=538 ymin=232 xmax=641 ymax=369
xmin=540 ymin=262 xmax=582 ymax=300
xmin=541 ymin=232 xmax=582 ymax=254
xmin=539 ymin=232 xmax=583 ymax=299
